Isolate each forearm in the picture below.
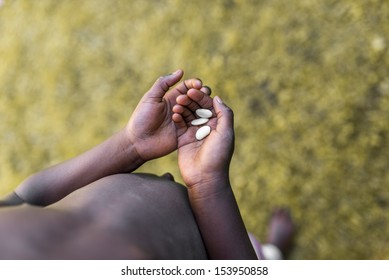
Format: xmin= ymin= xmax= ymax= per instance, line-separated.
xmin=14 ymin=128 xmax=144 ymax=206
xmin=188 ymin=177 xmax=257 ymax=260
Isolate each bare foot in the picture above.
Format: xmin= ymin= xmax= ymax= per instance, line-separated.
xmin=267 ymin=208 xmax=294 ymax=256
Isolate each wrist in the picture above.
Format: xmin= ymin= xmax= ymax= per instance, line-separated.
xmin=187 ymin=172 xmax=232 ymax=200
xmin=117 ymin=128 xmax=146 ymax=172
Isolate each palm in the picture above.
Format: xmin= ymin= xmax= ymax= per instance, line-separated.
xmin=129 ymin=89 xmax=182 ymax=160
xmin=177 ymin=118 xmax=232 ymax=188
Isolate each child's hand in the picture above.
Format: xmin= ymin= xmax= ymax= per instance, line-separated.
xmin=126 ymin=70 xmax=203 ymax=162
xmin=173 ymin=90 xmax=235 ymax=192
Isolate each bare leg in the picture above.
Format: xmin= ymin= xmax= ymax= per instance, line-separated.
xmin=266 ymin=208 xmax=295 ymax=258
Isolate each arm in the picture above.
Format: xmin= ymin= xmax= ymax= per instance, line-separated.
xmin=13 ymin=70 xmax=203 ymax=206
xmin=173 ymin=93 xmax=257 ymax=260
xmin=14 ymin=130 xmax=141 ymax=206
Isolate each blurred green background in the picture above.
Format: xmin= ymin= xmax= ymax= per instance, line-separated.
xmin=0 ymin=0 xmax=388 ymax=259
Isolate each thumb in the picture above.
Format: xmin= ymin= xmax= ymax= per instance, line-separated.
xmin=145 ymin=69 xmax=184 ymax=100
xmin=213 ymin=96 xmax=234 ymax=134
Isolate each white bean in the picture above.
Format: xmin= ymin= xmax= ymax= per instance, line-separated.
xmin=191 ymin=118 xmax=209 ymax=126
xmin=195 ymin=125 xmax=211 ymax=140
xmin=196 ymin=108 xmax=212 ymax=118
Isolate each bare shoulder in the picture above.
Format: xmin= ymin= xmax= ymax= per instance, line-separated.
xmin=0 ymin=204 xmax=82 ymax=259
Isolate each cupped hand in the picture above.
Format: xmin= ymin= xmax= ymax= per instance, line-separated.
xmin=173 ymin=91 xmax=235 ymax=190
xmin=126 ymin=70 xmax=203 ymax=162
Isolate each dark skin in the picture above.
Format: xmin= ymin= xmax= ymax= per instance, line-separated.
xmin=0 ymin=70 xmax=257 ymax=260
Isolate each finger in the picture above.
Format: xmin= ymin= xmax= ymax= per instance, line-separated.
xmin=172 ymin=112 xmax=188 ymax=133
xmin=176 ymin=94 xmax=200 ymax=113
xmin=172 ymin=104 xmax=196 ymax=122
xmin=200 ymin=86 xmax=212 ymax=95
xmin=187 ymin=88 xmax=214 ymax=110
xmin=174 ymin=78 xmax=203 ymax=95
xmin=213 ymin=96 xmax=234 ymax=135
xmin=144 ymin=69 xmax=184 ymax=100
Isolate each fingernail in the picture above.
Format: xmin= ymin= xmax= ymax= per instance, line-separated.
xmin=215 ymin=96 xmax=223 ymax=104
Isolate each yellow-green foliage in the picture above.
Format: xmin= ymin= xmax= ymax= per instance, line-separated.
xmin=0 ymin=0 xmax=388 ymax=259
